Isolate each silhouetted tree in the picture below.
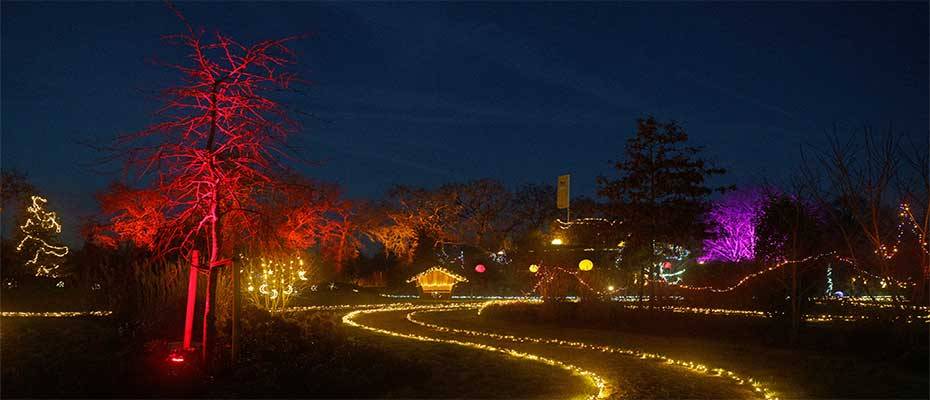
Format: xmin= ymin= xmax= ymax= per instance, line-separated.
xmin=755 ymin=191 xmax=826 ymax=343
xmin=1 ymin=170 xmax=37 ymax=283
xmin=1 ymin=169 xmax=35 ymax=215
xmin=597 ymin=116 xmax=730 ymax=303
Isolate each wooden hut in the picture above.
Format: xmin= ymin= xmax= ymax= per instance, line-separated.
xmin=407 ymin=266 xmax=468 ymax=298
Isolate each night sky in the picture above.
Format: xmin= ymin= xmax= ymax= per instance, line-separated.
xmin=2 ymin=2 xmax=927 ymax=244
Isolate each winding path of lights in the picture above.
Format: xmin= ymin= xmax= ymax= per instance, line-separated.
xmin=477 ymin=299 xmax=928 ymax=324
xmin=281 ymin=303 xmax=413 ymax=312
xmin=409 ymin=304 xmax=779 ymax=400
xmin=342 ymin=303 xmax=611 ymax=400
xmin=1 ymin=310 xmax=112 ymax=318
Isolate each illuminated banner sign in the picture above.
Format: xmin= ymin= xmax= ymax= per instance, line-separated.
xmin=557 ymin=174 xmax=570 ymax=209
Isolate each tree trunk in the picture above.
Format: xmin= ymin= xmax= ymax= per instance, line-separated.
xmin=231 ymin=259 xmax=240 ymax=363
xmin=201 ymin=83 xmax=222 ymax=369
xmin=202 ymin=265 xmax=217 ymax=368
xmin=335 ymin=221 xmax=347 ymax=273
xmin=202 ymin=183 xmax=221 ymax=369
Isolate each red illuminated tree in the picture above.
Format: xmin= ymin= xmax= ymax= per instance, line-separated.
xmin=94 ymin=9 xmax=322 ymax=366
xmin=269 ymin=177 xmax=359 ymax=272
xmin=366 ymin=185 xmax=460 ymax=261
xmin=366 ymin=180 xmax=562 ymax=262
xmin=95 ymin=184 xmax=166 ymax=250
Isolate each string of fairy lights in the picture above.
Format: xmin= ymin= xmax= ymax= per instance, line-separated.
xmin=408 ymin=302 xmax=778 ymax=400
xmin=833 ymin=255 xmax=916 ymax=288
xmin=15 ymin=195 xmax=69 ymax=277
xmin=1 ymin=310 xmax=112 ymax=318
xmin=406 ymin=266 xmax=468 ymax=289
xmin=528 ymin=265 xmax=609 ymax=296
xmin=813 ymin=296 xmax=930 ymax=311
xmin=539 ymin=201 xmax=926 ymax=301
xmin=656 ymin=252 xmax=837 ymax=293
xmin=518 ymin=251 xmax=926 ymax=322
xmin=626 ymin=304 xmax=927 ymax=323
xmin=899 ymin=203 xmax=929 ymax=257
xmin=342 ymin=303 xmax=611 ymax=400
xmin=6 ymin=297 xmax=919 ymax=323
xmin=381 ymin=294 xmax=537 ymax=300
xmin=0 ymin=303 xmax=412 ymax=319
xmin=281 ymin=303 xmax=414 ymax=312
xmin=474 ymin=297 xmax=928 ymax=323
xmin=875 ymin=203 xmax=929 ymax=260
xmin=242 ymin=254 xmax=312 ymax=311
xmin=526 ymin=250 xmax=917 ymax=298
xmin=555 ymin=217 xmax=620 ymax=229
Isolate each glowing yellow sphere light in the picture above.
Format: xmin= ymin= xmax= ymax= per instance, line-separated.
xmin=579 ymin=259 xmax=594 ymax=271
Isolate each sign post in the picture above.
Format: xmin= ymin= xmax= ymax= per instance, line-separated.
xmin=557 ymin=174 xmax=570 ymax=221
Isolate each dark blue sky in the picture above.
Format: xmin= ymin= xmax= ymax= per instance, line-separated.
xmin=2 ymin=2 xmax=927 ymax=244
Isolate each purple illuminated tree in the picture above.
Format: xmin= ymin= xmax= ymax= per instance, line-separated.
xmin=699 ymin=188 xmax=769 ymax=263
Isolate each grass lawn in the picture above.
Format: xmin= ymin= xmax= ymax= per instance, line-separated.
xmin=2 ymin=309 xmax=586 ymax=398
xmin=1 ymin=317 xmax=127 ymax=398
xmin=341 ymin=328 xmax=589 ymax=398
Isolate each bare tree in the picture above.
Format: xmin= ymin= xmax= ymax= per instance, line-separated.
xmin=91 ymin=7 xmax=334 ymax=368
xmin=804 ymin=125 xmax=926 ymax=306
xmin=896 ymin=133 xmax=930 ymax=304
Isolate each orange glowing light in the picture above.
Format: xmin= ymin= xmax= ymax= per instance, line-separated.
xmin=407 ymin=266 xmax=468 ymax=295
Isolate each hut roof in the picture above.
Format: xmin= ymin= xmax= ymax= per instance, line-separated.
xmin=406 ymin=266 xmax=468 ymax=284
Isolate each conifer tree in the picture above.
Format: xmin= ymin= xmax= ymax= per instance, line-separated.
xmin=597 ymin=116 xmax=730 ymax=301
